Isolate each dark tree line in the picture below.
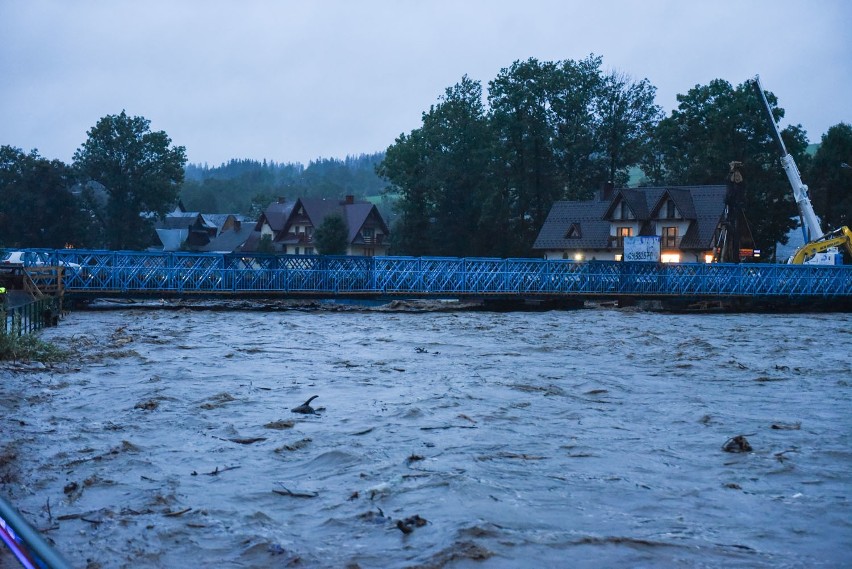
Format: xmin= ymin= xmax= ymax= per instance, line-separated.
xmin=1 ymin=111 xmax=185 ymax=250
xmin=180 ymin=153 xmax=387 ymax=218
xmin=379 ymin=57 xmax=850 ymax=260
xmin=379 ymin=56 xmax=663 ymax=257
xmin=2 ymin=66 xmax=850 ymax=257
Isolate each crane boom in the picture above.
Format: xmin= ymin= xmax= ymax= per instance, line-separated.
xmin=749 ymin=75 xmax=824 ymax=241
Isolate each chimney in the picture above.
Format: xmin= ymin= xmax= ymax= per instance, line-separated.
xmin=600 ymin=181 xmax=614 ymax=201
xmin=345 ymin=195 xmax=354 ymax=204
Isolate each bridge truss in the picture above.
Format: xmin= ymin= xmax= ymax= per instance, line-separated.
xmin=8 ymin=249 xmax=852 ymax=300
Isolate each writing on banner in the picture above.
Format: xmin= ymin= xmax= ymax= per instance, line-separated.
xmin=623 ymin=236 xmax=660 ymax=262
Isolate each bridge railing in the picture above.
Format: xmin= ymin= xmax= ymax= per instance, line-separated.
xmin=6 ymin=249 xmax=852 ymax=299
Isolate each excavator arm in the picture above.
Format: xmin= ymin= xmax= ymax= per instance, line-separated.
xmin=789 ymin=226 xmax=852 ymax=264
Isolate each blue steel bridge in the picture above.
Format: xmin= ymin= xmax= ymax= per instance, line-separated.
xmin=7 ymin=249 xmax=851 ymax=305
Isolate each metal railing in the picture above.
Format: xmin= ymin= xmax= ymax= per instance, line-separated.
xmin=1 ymin=297 xmax=60 ymax=335
xmin=5 ymin=249 xmax=852 ymax=300
xmin=0 ymin=496 xmax=73 ymax=569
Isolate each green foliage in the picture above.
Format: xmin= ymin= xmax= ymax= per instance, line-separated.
xmin=642 ymin=79 xmax=801 ymax=259
xmin=0 ymin=319 xmax=69 ymax=363
xmin=0 ymin=146 xmax=92 ymax=248
xmin=257 ymin=234 xmax=275 ymax=253
xmin=74 ymin=111 xmax=187 ymax=250
xmin=381 ymin=56 xmax=663 ymax=257
xmin=313 ymin=213 xmax=349 ymax=255
xmin=379 ymin=76 xmax=493 ymax=257
xmin=806 ymin=123 xmax=852 ymax=229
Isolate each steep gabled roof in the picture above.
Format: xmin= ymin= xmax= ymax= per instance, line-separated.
xmin=287 ymin=198 xmax=389 ymax=244
xmin=258 ymin=201 xmax=295 ymax=233
xmin=534 ymin=185 xmax=729 ymax=252
xmin=200 ymin=223 xmax=254 ymax=253
xmin=533 ymin=199 xmax=611 ymax=250
xmin=678 ymin=186 xmax=728 ymax=248
xmin=649 ymin=188 xmax=697 ymax=219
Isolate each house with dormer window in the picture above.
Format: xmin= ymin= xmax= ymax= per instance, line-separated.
xmin=533 ymin=183 xmax=754 ymax=263
xmin=242 ymin=195 xmax=390 ymax=256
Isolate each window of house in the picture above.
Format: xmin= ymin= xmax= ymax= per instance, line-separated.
xmin=305 ymin=247 xmax=314 ymax=255
xmin=663 ymin=226 xmax=677 ymax=248
xmin=616 ymin=226 xmax=632 ymax=248
xmin=666 ymin=200 xmax=676 ymax=219
xmin=294 ymin=247 xmax=300 ymax=255
xmin=362 ymin=227 xmax=374 ymax=238
xmin=564 ymin=223 xmax=581 ymax=239
xmin=364 ymin=247 xmax=375 ymax=257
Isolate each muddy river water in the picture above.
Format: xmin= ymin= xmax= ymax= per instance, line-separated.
xmin=1 ymin=306 xmax=850 ymax=568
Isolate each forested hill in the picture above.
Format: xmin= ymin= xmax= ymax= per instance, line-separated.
xmin=180 ymin=153 xmax=387 ymax=216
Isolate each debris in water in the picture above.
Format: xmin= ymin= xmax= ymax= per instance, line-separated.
xmin=722 ymin=435 xmax=753 ymax=453
xmin=203 ymin=465 xmax=241 ymax=476
xmin=200 ymin=392 xmax=236 ymax=410
xmin=227 ymin=437 xmax=267 ymax=445
xmin=275 ymin=438 xmax=312 ymax=453
xmin=771 ymin=422 xmax=801 ymax=430
xmin=396 ymin=514 xmax=428 ymax=534
xmin=273 ymin=487 xmax=318 ymax=498
xmin=291 ymin=395 xmax=319 ymax=414
xmin=264 ymin=420 xmax=295 ymax=430
xmin=134 ymin=399 xmax=159 ymax=411
xmin=406 ymin=454 xmax=425 ymax=464
xmin=63 ymin=481 xmax=78 ymax=495
xmin=163 ymin=507 xmax=192 ymax=517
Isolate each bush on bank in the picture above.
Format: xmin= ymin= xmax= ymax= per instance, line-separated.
xmin=0 ymin=320 xmax=68 ymax=363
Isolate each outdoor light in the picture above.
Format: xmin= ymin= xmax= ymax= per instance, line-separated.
xmin=574 ymin=253 xmax=584 ymax=261
xmin=661 ymin=253 xmax=681 ymax=263
xmin=704 ymin=253 xmax=714 ymax=263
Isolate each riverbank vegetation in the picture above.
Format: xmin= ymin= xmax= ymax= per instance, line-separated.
xmin=0 ymin=325 xmax=68 ymax=363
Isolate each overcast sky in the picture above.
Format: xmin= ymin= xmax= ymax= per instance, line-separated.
xmin=2 ymin=0 xmax=850 ymax=167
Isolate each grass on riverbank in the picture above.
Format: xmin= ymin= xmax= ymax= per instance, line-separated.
xmin=0 ymin=326 xmax=69 ymax=363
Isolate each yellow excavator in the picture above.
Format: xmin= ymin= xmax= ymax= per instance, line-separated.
xmin=750 ymin=75 xmax=852 ymax=264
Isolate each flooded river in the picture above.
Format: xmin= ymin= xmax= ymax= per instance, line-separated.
xmin=1 ymin=306 xmax=850 ymax=568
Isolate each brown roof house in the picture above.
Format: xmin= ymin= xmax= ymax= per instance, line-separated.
xmin=242 ymin=196 xmax=390 ymax=256
xmin=532 ymin=184 xmax=754 ymax=263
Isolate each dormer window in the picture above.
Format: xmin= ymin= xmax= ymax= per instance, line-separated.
xmin=564 ymin=223 xmax=581 ymax=239
xmin=666 ymin=199 xmax=677 ymax=219
xmin=612 ymin=200 xmax=633 ymax=221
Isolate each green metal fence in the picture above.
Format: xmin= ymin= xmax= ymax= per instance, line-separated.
xmin=1 ymin=297 xmax=60 ymax=335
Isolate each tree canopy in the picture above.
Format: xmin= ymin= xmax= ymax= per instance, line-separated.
xmin=380 ymin=56 xmax=663 ymax=257
xmin=73 ymin=111 xmax=186 ymax=250
xmin=642 ymin=79 xmax=806 ymax=259
xmin=0 ymin=146 xmax=90 ymax=248
xmin=806 ymin=122 xmax=852 ymax=230
xmin=313 ymin=213 xmax=349 ymax=255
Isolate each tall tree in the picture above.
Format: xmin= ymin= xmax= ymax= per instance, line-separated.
xmin=0 ymin=146 xmax=86 ymax=248
xmin=806 ymin=123 xmax=852 ymax=230
xmin=643 ymin=79 xmax=802 ymax=259
xmin=489 ymin=59 xmax=562 ymax=254
xmin=74 ymin=111 xmax=186 ymax=250
xmin=595 ymin=71 xmax=662 ymax=186
xmin=379 ymin=76 xmax=493 ymax=257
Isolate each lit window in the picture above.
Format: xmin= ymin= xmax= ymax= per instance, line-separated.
xmin=704 ymin=253 xmax=714 ymax=263
xmin=614 ymin=254 xmax=623 ymax=261
xmin=574 ymin=253 xmax=584 ymax=261
xmin=661 ymin=253 xmax=681 ymax=263
xmin=663 ymin=226 xmax=677 ymax=248
xmin=616 ymin=227 xmax=632 ymax=248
